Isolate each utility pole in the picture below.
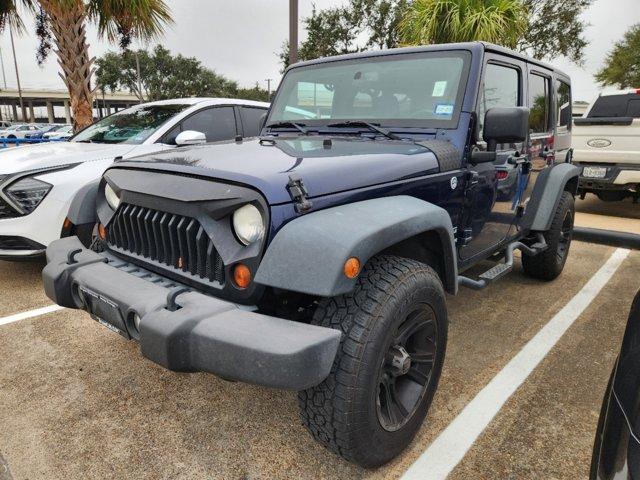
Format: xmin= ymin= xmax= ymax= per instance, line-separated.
xmin=265 ymin=78 xmax=273 ymax=98
xmin=9 ymin=23 xmax=26 ymax=122
xmin=135 ymin=51 xmax=143 ymax=103
xmin=0 ymin=46 xmax=7 ymax=89
xmin=0 ymin=46 xmax=6 ymax=121
xmin=289 ymin=0 xmax=298 ymax=65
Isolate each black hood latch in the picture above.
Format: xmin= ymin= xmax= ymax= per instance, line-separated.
xmin=287 ymin=174 xmax=313 ymax=214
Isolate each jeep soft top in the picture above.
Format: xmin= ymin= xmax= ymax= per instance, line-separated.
xmin=44 ymin=42 xmax=578 ymax=467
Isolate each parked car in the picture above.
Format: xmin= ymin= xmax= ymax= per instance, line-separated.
xmin=0 ymin=98 xmax=269 ymax=258
xmin=24 ymin=124 xmax=62 ymax=140
xmin=573 ymin=89 xmax=640 ymax=202
xmin=42 ymin=42 xmax=578 ymax=467
xmin=0 ymin=124 xmax=42 ymax=139
xmin=0 ymin=121 xmax=12 ymax=130
xmin=42 ymin=124 xmax=74 ymax=140
xmin=591 ymin=289 xmax=640 ymax=479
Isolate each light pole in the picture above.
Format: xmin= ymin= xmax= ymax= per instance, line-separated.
xmin=9 ymin=22 xmax=26 ymax=122
xmin=289 ymin=0 xmax=298 ymax=65
xmin=135 ymin=50 xmax=143 ymax=103
xmin=265 ymin=78 xmax=273 ymax=98
xmin=0 ymin=46 xmax=7 ymax=89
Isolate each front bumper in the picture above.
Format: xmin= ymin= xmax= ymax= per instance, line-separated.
xmin=43 ymin=237 xmax=341 ymax=390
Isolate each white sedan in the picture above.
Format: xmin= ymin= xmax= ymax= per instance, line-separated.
xmin=0 ymin=97 xmax=269 ymax=259
xmin=43 ymin=125 xmax=74 ymax=140
xmin=0 ymin=124 xmax=42 ymax=139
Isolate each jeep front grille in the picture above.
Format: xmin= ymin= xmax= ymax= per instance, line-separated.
xmin=107 ymin=204 xmax=225 ymax=285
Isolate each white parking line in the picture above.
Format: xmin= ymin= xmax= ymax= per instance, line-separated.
xmin=402 ymin=247 xmax=631 ymax=480
xmin=0 ymin=304 xmax=65 ymax=327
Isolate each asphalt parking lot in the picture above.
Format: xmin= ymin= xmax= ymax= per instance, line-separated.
xmin=0 ymin=197 xmax=638 ymax=480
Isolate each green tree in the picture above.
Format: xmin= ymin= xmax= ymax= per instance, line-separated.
xmin=237 ymin=83 xmax=271 ymax=102
xmin=517 ymin=0 xmax=592 ymax=64
xmin=0 ymin=0 xmax=172 ymax=129
xmin=279 ymin=0 xmax=409 ymax=70
xmin=96 ymin=46 xmax=239 ymax=101
xmin=595 ymin=24 xmax=640 ymax=89
xmin=400 ymin=0 xmax=528 ymax=49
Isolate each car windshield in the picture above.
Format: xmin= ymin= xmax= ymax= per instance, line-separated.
xmin=72 ymin=104 xmax=191 ymax=144
xmin=268 ymin=50 xmax=470 ymax=129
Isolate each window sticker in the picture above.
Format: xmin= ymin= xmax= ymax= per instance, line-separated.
xmin=434 ymin=104 xmax=454 ymax=116
xmin=432 ymin=81 xmax=447 ymax=97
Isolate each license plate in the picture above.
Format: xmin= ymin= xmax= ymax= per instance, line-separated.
xmin=582 ymin=166 xmax=607 ymax=178
xmin=79 ymin=286 xmax=128 ymax=337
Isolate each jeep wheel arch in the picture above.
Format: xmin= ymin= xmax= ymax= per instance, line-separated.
xmin=522 ymin=163 xmax=580 ymax=232
xmin=66 ymin=180 xmax=100 ymax=226
xmin=254 ymin=196 xmax=458 ymax=296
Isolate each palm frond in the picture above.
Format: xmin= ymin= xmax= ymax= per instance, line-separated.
xmin=400 ymin=0 xmax=527 ymax=48
xmin=87 ymin=0 xmax=173 ymax=47
xmin=0 ymin=0 xmax=35 ymax=34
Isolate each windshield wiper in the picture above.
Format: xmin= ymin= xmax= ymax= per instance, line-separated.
xmin=265 ymin=121 xmax=309 ymax=135
xmin=326 ymin=121 xmax=402 ymax=141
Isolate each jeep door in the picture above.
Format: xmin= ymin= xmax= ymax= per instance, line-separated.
xmin=522 ymin=66 xmax=557 ymax=204
xmin=459 ymin=54 xmax=526 ymax=261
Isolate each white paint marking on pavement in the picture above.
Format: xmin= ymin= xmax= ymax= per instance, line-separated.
xmin=402 ymin=247 xmax=631 ymax=480
xmin=0 ymin=304 xmax=65 ymax=327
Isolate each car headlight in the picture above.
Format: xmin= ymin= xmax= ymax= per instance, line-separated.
xmin=104 ymin=182 xmax=121 ymax=210
xmin=5 ymin=177 xmax=52 ymax=214
xmin=232 ymin=204 xmax=265 ymax=245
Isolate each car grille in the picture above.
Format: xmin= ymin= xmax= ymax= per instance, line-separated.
xmin=107 ymin=204 xmax=225 ymax=285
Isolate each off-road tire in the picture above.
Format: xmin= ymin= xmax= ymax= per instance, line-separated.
xmin=298 ymin=255 xmax=448 ymax=468
xmin=522 ymin=191 xmax=574 ymax=281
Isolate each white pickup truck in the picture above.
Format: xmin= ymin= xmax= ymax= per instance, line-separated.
xmin=572 ymin=90 xmax=640 ymax=202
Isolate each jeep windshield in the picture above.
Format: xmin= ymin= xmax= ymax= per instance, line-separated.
xmin=268 ymin=50 xmax=470 ymax=131
xmin=72 ymin=103 xmax=190 ymax=144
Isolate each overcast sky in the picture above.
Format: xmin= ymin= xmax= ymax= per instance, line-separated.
xmin=1 ymin=0 xmax=639 ymax=102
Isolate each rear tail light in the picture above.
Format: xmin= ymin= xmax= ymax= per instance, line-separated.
xmin=496 ymin=171 xmax=509 ymax=180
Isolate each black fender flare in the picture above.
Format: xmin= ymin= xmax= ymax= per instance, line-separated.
xmin=522 ymin=163 xmax=580 ymax=232
xmin=66 ymin=180 xmax=99 ymax=226
xmin=254 ymin=196 xmax=458 ymax=297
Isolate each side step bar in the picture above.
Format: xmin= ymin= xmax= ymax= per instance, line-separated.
xmin=457 ymin=236 xmax=547 ymax=291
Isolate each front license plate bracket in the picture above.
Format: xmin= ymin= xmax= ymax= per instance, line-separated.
xmin=79 ymin=286 xmax=130 ymax=338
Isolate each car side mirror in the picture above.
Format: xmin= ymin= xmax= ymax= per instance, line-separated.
xmin=483 ymin=107 xmax=529 ymax=152
xmin=175 ymin=130 xmax=206 ymax=146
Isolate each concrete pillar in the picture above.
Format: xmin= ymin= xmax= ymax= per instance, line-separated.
xmin=64 ymin=100 xmax=71 ymax=124
xmin=46 ymin=101 xmax=55 ymax=123
xmin=28 ymin=101 xmax=35 ymax=122
xmin=11 ymin=103 xmax=18 ymax=122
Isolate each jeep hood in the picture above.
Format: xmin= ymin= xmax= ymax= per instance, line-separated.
xmin=0 ymin=141 xmax=137 ymax=175
xmin=117 ymin=137 xmax=441 ymax=205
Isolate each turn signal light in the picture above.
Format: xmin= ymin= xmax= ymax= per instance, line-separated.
xmin=98 ymin=223 xmax=107 ymax=240
xmin=344 ymin=257 xmax=361 ymax=279
xmin=233 ymin=263 xmax=252 ymax=289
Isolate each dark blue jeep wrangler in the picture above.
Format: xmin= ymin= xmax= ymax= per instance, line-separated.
xmin=44 ymin=42 xmax=578 ymax=467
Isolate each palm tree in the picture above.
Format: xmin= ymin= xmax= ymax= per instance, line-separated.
xmin=400 ymin=0 xmax=527 ymax=49
xmin=0 ymin=0 xmax=172 ymax=129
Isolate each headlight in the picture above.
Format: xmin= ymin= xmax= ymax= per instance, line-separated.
xmin=104 ymin=182 xmax=121 ymax=210
xmin=5 ymin=177 xmax=52 ymax=214
xmin=232 ymin=204 xmax=265 ymax=245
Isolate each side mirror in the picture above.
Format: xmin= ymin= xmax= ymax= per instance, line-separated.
xmin=483 ymin=107 xmax=529 ymax=151
xmin=175 ymin=130 xmax=206 ymax=146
